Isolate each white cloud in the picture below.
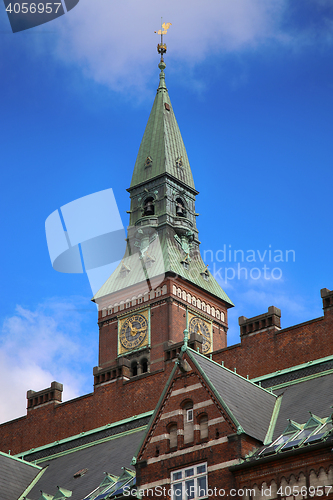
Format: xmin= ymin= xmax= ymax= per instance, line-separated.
xmin=48 ymin=0 xmax=287 ymax=93
xmin=0 ymin=298 xmax=96 ymax=423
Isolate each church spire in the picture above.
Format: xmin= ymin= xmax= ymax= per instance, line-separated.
xmin=94 ymin=36 xmax=233 ymax=309
xmin=130 ymin=24 xmax=195 ymax=191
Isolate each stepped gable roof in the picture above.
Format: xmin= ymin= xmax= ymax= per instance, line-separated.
xmin=188 ymin=349 xmax=277 ymax=442
xmin=272 ymin=371 xmax=333 ymax=439
xmin=0 ymin=451 xmax=45 ymax=500
xmin=27 ymin=426 xmax=145 ymax=500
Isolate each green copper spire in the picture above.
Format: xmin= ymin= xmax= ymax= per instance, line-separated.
xmin=130 ymin=61 xmax=195 ymax=190
xmin=93 ymin=51 xmax=233 ymax=309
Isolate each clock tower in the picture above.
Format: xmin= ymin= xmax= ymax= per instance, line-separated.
xmin=92 ymin=50 xmax=233 ymax=383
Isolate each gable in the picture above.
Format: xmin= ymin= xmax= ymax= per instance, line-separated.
xmin=137 ymin=361 xmax=238 ymax=465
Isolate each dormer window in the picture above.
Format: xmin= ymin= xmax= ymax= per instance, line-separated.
xmin=143 ymin=197 xmax=155 ymax=216
xmin=181 ymin=255 xmax=190 ymax=270
xmin=144 ymin=156 xmax=152 ymax=167
xmin=201 ymin=265 xmax=209 ymax=281
xmin=176 ymin=198 xmax=186 ymax=217
xmin=176 ymin=156 xmax=183 ymax=168
xmin=119 ymin=262 xmax=130 ymax=278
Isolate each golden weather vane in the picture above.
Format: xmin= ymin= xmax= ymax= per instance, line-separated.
xmin=154 ymin=19 xmax=172 ymax=62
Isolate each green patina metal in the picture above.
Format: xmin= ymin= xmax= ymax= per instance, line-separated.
xmin=181 ymin=328 xmax=189 ymax=352
xmin=130 ymin=63 xmax=195 ymax=190
xmin=94 ymin=229 xmax=233 ymax=304
xmin=263 ymin=395 xmax=283 ymax=445
xmin=93 ymin=62 xmax=233 ymax=308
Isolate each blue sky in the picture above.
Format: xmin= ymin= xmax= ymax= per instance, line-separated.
xmin=0 ymin=0 xmax=332 ymax=422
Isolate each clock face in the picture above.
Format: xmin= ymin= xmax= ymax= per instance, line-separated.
xmin=119 ymin=313 xmax=148 ymax=351
xmin=189 ymin=317 xmax=211 ymax=354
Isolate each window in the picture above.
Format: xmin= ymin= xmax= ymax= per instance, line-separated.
xmin=171 ymin=463 xmax=207 ymax=500
xmin=176 ymin=198 xmax=186 ymax=217
xmin=131 ymin=361 xmax=138 ymax=377
xmin=143 ymin=197 xmax=154 ymax=216
xmin=141 ymin=358 xmax=148 ymax=374
xmin=187 ymin=409 xmax=193 ymax=422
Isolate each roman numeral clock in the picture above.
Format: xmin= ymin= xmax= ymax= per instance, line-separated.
xmin=118 ymin=310 xmax=150 ymax=355
xmin=188 ymin=313 xmax=212 ymax=354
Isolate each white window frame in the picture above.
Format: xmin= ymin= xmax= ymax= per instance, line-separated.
xmin=186 ymin=409 xmax=193 ymax=422
xmin=171 ymin=462 xmax=207 ymax=500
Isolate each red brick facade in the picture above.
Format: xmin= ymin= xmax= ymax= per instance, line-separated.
xmin=135 ymin=352 xmax=262 ymax=499
xmin=0 ymin=286 xmax=332 ymax=459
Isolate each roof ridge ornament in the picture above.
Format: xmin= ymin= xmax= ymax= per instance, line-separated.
xmin=155 ymin=19 xmax=171 ymax=87
xmin=181 ymin=327 xmax=189 ymax=352
xmin=155 ymin=18 xmax=172 ymax=64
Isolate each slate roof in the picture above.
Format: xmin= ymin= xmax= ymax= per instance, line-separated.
xmin=0 ymin=451 xmax=45 ymax=500
xmin=130 ymin=65 xmax=195 ymax=191
xmin=188 ymin=349 xmax=277 ymax=442
xmin=27 ymin=427 xmax=146 ymax=500
xmin=254 ymin=356 xmax=333 ymax=389
xmin=272 ymin=372 xmax=333 ymax=439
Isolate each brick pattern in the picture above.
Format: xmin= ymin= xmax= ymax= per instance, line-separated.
xmin=233 ymin=447 xmax=333 ymax=500
xmin=136 ymin=356 xmax=261 ymax=499
xmin=213 ymin=310 xmax=333 ymax=379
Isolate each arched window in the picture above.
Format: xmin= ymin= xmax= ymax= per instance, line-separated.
xmin=199 ymin=414 xmax=208 ymax=440
xmin=175 ymin=198 xmax=186 ymax=217
xmin=168 ymin=423 xmax=178 ymax=449
xmin=141 ymin=358 xmax=148 ymax=374
xmin=143 ymin=197 xmax=155 ymax=216
xmin=182 ymin=401 xmax=194 ymax=444
xmin=131 ymin=361 xmax=138 ymax=377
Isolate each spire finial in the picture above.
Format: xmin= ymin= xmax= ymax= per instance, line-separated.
xmin=181 ymin=328 xmax=189 ymax=352
xmin=155 ymin=19 xmax=172 ymax=68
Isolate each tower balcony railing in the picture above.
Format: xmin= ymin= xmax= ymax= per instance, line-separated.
xmin=135 ymin=216 xmax=158 ymax=227
xmin=173 ymin=216 xmax=193 ymax=229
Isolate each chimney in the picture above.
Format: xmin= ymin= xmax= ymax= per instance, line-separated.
xmin=27 ymin=381 xmax=63 ymax=410
xmin=320 ymin=288 xmax=333 ymax=314
xmin=239 ymin=306 xmax=281 ymax=337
